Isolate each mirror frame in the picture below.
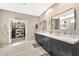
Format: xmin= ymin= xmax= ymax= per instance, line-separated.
xmin=51 ymin=8 xmax=76 ymax=31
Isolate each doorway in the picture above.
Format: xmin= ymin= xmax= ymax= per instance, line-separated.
xmin=9 ymin=19 xmax=26 ymax=44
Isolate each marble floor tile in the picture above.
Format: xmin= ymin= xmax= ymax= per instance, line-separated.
xmin=0 ymin=40 xmax=49 ymax=56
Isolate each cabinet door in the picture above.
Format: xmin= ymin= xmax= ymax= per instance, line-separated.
xmin=35 ymin=34 xmax=38 ymax=42
xmin=36 ymin=34 xmax=40 ymax=44
xmin=45 ymin=37 xmax=52 ymax=55
xmin=39 ymin=35 xmax=44 ymax=46
xmin=55 ymin=40 xmax=72 ymax=56
xmin=42 ymin=36 xmax=47 ymax=50
xmin=42 ymin=36 xmax=52 ymax=55
xmin=51 ymin=38 xmax=72 ymax=56
xmin=35 ymin=34 xmax=41 ymax=45
xmin=51 ymin=38 xmax=59 ymax=56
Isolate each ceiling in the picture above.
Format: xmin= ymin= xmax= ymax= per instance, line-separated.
xmin=0 ymin=3 xmax=54 ymax=16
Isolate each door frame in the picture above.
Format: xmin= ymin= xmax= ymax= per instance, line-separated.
xmin=9 ymin=18 xmax=27 ymax=45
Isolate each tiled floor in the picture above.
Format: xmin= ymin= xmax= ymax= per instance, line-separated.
xmin=0 ymin=40 xmax=49 ymax=56
xmin=11 ymin=37 xmax=25 ymax=44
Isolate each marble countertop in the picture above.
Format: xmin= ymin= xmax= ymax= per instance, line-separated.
xmin=35 ymin=32 xmax=79 ymax=44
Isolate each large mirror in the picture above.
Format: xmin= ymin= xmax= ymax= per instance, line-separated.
xmin=51 ymin=8 xmax=76 ymax=31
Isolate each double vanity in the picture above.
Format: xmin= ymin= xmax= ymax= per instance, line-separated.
xmin=35 ymin=8 xmax=79 ymax=56
xmin=35 ymin=32 xmax=79 ymax=56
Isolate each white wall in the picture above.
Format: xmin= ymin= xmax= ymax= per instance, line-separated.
xmin=0 ymin=9 xmax=39 ymax=47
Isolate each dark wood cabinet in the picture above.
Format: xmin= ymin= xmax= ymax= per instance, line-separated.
xmin=35 ymin=34 xmax=52 ymax=55
xmin=35 ymin=33 xmax=79 ymax=56
xmin=51 ymin=38 xmax=73 ymax=56
xmin=42 ymin=36 xmax=52 ymax=54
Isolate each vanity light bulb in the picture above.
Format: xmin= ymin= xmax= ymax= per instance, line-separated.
xmin=71 ymin=19 xmax=75 ymax=23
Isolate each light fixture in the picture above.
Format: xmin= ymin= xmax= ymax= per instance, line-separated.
xmin=70 ymin=19 xmax=75 ymax=23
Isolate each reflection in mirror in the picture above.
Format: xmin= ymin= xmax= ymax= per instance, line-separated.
xmin=40 ymin=20 xmax=47 ymax=32
xmin=11 ymin=20 xmax=25 ymax=44
xmin=51 ymin=18 xmax=60 ymax=30
xmin=51 ymin=8 xmax=76 ymax=32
